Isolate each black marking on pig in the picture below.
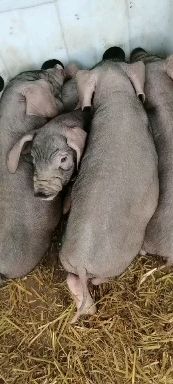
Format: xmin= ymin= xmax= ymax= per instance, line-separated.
xmin=0 ymin=76 xmax=4 ymax=92
xmin=103 ymin=46 xmax=125 ymax=62
xmin=41 ymin=59 xmax=64 ymax=70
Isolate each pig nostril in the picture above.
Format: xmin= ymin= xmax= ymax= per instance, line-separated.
xmin=34 ymin=192 xmax=51 ymax=199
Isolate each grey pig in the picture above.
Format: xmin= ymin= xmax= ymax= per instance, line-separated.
xmin=0 ymin=62 xmax=65 ymax=283
xmin=60 ymin=47 xmax=159 ymax=322
xmin=130 ymin=48 xmax=173 ymax=262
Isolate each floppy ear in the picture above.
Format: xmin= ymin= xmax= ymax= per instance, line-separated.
xmin=126 ymin=61 xmax=145 ymax=102
xmin=76 ymin=70 xmax=97 ymax=110
xmin=165 ymin=55 xmax=173 ymax=80
xmin=21 ymin=79 xmax=59 ymax=117
xmin=65 ymin=127 xmax=87 ymax=168
xmin=7 ymin=132 xmax=36 ymax=173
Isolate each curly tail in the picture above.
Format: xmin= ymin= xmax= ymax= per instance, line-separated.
xmin=69 ymin=267 xmax=96 ymax=323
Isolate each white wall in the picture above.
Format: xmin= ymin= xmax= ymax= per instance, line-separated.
xmin=0 ymin=0 xmax=173 ymax=80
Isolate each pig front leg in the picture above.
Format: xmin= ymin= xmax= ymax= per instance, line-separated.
xmin=67 ymin=273 xmax=96 ymax=323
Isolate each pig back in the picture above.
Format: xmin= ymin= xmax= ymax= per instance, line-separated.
xmin=143 ymin=61 xmax=173 ymax=257
xmin=60 ymin=93 xmax=158 ymax=278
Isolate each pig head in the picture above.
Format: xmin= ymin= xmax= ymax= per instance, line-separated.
xmin=7 ymin=110 xmax=87 ymax=201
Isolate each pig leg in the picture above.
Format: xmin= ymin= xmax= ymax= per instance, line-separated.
xmin=67 ymin=273 xmax=96 ymax=323
xmin=91 ymin=277 xmax=108 ymax=285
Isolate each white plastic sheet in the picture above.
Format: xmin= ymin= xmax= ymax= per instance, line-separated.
xmin=0 ymin=0 xmax=172 ymax=79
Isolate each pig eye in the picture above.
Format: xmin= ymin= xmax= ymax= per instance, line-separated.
xmin=61 ymin=156 xmax=67 ymax=163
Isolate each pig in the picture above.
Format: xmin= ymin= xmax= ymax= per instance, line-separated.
xmin=60 ymin=47 xmax=159 ymax=322
xmin=0 ymin=61 xmax=66 ymax=284
xmin=130 ymin=48 xmax=173 ymax=263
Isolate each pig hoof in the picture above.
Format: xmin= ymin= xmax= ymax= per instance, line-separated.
xmin=70 ymin=302 xmax=97 ymax=324
xmin=91 ymin=277 xmax=108 ymax=285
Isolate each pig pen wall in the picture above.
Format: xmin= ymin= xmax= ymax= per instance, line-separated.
xmin=0 ymin=0 xmax=173 ymax=81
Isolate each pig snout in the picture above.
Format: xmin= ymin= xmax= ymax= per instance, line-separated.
xmin=33 ymin=173 xmax=62 ymax=200
xmin=34 ymin=191 xmax=57 ymax=200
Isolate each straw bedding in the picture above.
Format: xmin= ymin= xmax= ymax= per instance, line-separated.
xmin=0 ymin=242 xmax=173 ymax=383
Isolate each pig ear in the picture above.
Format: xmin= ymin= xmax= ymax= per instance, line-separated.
xmin=7 ymin=132 xmax=36 ymax=173
xmin=126 ymin=61 xmax=145 ymax=102
xmin=65 ymin=127 xmax=87 ymax=168
xmin=65 ymin=63 xmax=80 ymax=79
xmin=165 ymin=55 xmax=173 ymax=80
xmin=21 ymin=79 xmax=59 ymax=117
xmin=76 ymin=70 xmax=97 ymax=110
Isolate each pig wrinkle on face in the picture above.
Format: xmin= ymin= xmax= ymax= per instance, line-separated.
xmin=31 ymin=138 xmax=75 ymax=201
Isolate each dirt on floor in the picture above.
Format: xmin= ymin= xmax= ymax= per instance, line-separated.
xmin=0 ymin=245 xmax=173 ymax=384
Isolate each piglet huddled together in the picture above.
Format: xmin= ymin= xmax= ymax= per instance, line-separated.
xmin=0 ymin=45 xmax=173 ymax=322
